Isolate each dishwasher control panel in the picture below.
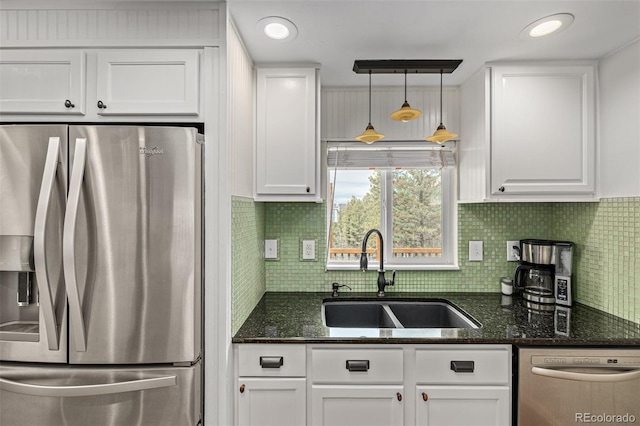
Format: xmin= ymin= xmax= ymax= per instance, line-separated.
xmin=530 ymin=355 xmax=640 ymax=367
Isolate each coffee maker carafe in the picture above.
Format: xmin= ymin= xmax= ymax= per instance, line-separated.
xmin=514 ymin=239 xmax=574 ymax=305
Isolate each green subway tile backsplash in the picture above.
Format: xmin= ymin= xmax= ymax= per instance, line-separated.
xmin=231 ymin=196 xmax=266 ymax=334
xmin=232 ymin=197 xmax=640 ymax=331
xmin=552 ymin=198 xmax=639 ymax=324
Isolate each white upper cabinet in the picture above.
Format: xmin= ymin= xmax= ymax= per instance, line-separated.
xmin=95 ymin=50 xmax=200 ymax=116
xmin=255 ymin=67 xmax=320 ymax=201
xmin=0 ymin=49 xmax=201 ymax=121
xmin=459 ymin=62 xmax=596 ymax=202
xmin=0 ymin=50 xmax=85 ymax=115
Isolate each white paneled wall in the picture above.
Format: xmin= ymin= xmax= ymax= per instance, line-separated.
xmin=458 ymin=68 xmax=489 ymax=202
xmin=598 ymin=39 xmax=640 ymax=197
xmin=227 ymin=20 xmax=255 ymax=197
xmin=321 ymin=86 xmax=460 ymax=141
xmin=0 ymin=1 xmax=220 ymax=46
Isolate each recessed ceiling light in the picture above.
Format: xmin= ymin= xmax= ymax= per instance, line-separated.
xmin=520 ymin=13 xmax=574 ymax=39
xmin=257 ymin=16 xmax=298 ymax=41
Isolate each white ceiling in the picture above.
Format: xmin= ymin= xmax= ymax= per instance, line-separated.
xmin=227 ymin=0 xmax=640 ymax=86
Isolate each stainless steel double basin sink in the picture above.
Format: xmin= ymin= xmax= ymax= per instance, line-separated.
xmin=322 ymin=299 xmax=481 ymax=330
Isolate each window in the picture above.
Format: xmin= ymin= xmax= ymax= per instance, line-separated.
xmin=326 ymin=141 xmax=457 ymax=270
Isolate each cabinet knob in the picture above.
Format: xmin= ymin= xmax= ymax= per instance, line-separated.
xmin=64 ymin=99 xmax=75 ymax=108
xmin=422 ymin=392 xmax=428 ymax=402
xmin=306 ymin=186 xmax=310 ymax=193
xmin=97 ymin=100 xmax=107 ymax=109
xmin=239 ymin=384 xmax=245 ymax=393
xmin=498 ymin=186 xmax=505 ymax=192
xmin=396 ymin=392 xmax=402 ymax=402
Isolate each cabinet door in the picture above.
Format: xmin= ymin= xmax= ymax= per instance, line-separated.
xmin=256 ymin=68 xmax=317 ymax=197
xmin=491 ymin=65 xmax=595 ymax=196
xmin=416 ymin=385 xmax=510 ymax=426
xmin=0 ymin=50 xmax=85 ymax=115
xmin=237 ymin=378 xmax=306 ymax=426
xmin=311 ymin=385 xmax=404 ymax=426
xmin=95 ymin=50 xmax=199 ymax=115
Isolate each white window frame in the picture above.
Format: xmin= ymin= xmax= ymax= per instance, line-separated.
xmin=324 ymin=141 xmax=458 ymax=271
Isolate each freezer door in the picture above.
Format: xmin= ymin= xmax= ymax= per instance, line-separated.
xmin=65 ymin=126 xmax=202 ymax=365
xmin=0 ymin=361 xmax=201 ymax=426
xmin=0 ymin=125 xmax=68 ymax=363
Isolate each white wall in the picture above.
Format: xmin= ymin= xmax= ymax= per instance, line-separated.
xmin=598 ymin=39 xmax=640 ymax=197
xmin=227 ymin=20 xmax=255 ymax=197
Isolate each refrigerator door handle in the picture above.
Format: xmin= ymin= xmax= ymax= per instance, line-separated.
xmin=63 ymin=137 xmax=88 ymax=352
xmin=33 ymin=137 xmax=62 ymax=351
xmin=0 ymin=375 xmax=176 ymax=397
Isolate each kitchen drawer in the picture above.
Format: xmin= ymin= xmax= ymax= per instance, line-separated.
xmin=311 ymin=347 xmax=403 ymax=384
xmin=415 ymin=347 xmax=510 ymax=385
xmin=237 ymin=344 xmax=306 ymax=377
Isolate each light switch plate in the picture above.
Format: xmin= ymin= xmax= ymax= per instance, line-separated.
xmin=469 ymin=241 xmax=483 ymax=261
xmin=264 ymin=239 xmax=279 ymax=260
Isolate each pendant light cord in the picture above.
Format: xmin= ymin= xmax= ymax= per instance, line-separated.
xmin=439 ymin=70 xmax=443 ymax=124
xmin=404 ymin=70 xmax=407 ymax=102
xmin=368 ymin=70 xmax=372 ymax=124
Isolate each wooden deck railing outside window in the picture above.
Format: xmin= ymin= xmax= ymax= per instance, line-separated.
xmin=328 ymin=247 xmax=442 ymax=261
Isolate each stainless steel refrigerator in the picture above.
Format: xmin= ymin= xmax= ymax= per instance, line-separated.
xmin=0 ymin=125 xmax=203 ymax=426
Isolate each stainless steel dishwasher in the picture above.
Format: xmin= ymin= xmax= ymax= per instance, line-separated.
xmin=518 ymin=347 xmax=640 ymax=425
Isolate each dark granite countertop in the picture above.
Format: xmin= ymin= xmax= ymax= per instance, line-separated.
xmin=233 ymin=292 xmax=640 ymax=345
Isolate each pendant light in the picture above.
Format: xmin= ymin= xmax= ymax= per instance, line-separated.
xmin=356 ymin=70 xmax=384 ymax=143
xmin=426 ymin=70 xmax=458 ymax=143
xmin=390 ymin=71 xmax=422 ymax=122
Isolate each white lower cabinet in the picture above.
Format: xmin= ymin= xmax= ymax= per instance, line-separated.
xmin=235 ymin=344 xmax=307 ymax=426
xmin=416 ymin=386 xmax=510 ymax=426
xmin=234 ymin=344 xmax=511 ymax=426
xmin=414 ymin=346 xmax=511 ymax=426
xmin=311 ymin=385 xmax=404 ymax=426
xmin=310 ymin=347 xmax=405 ymax=426
xmin=237 ymin=378 xmax=306 ymax=426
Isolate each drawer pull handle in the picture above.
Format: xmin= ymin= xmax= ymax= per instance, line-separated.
xmin=260 ymin=356 xmax=284 ymax=369
xmin=450 ymin=360 xmax=475 ymax=373
xmin=422 ymin=392 xmax=428 ymax=402
xmin=97 ymin=100 xmax=107 ymax=109
xmin=346 ymin=360 xmax=370 ymax=372
xmin=64 ymin=99 xmax=75 ymax=108
xmin=396 ymin=392 xmax=402 ymax=402
xmin=239 ymin=384 xmax=245 ymax=393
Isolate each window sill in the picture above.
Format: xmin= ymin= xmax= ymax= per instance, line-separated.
xmin=325 ymin=263 xmax=460 ymax=272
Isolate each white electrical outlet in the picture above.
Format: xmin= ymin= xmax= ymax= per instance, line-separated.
xmin=301 ymin=239 xmax=316 ymax=261
xmin=507 ymin=240 xmax=520 ymax=261
xmin=469 ymin=241 xmax=483 ymax=261
xmin=264 ymin=239 xmax=278 ymax=260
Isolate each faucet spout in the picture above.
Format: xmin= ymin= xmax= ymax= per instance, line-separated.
xmin=360 ymin=229 xmax=395 ymax=296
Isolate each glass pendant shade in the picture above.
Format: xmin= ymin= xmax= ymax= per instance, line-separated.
xmin=391 ymin=72 xmax=422 ymax=122
xmin=426 ymin=123 xmax=458 ymax=143
xmin=390 ymin=101 xmax=422 ymax=122
xmin=356 ymin=123 xmax=385 ymax=144
xmin=356 ymin=71 xmax=384 ymax=143
xmin=427 ymin=71 xmax=457 ymax=143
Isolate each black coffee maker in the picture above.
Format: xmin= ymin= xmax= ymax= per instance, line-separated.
xmin=514 ymin=239 xmax=556 ymax=305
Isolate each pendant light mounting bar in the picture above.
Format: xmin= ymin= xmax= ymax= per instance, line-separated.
xmin=353 ymin=59 xmax=462 ymax=74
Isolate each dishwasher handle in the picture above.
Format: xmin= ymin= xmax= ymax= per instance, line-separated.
xmin=531 ymin=366 xmax=640 ymax=383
